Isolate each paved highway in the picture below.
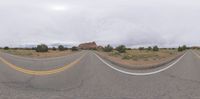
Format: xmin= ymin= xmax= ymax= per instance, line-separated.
xmin=0 ymin=50 xmax=200 ymax=99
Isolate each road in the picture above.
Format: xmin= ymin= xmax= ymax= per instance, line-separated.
xmin=0 ymin=50 xmax=200 ymax=99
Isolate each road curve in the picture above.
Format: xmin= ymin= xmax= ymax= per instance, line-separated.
xmin=0 ymin=50 xmax=200 ymax=99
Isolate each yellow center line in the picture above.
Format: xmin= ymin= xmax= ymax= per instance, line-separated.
xmin=0 ymin=54 xmax=85 ymax=76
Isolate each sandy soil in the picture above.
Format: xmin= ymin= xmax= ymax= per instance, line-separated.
xmin=98 ymin=50 xmax=183 ymax=69
xmin=0 ymin=49 xmax=78 ymax=58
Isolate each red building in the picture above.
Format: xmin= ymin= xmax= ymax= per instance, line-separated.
xmin=78 ymin=42 xmax=97 ymax=50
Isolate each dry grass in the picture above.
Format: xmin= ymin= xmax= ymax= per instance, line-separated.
xmin=0 ymin=49 xmax=77 ymax=58
xmin=99 ymin=49 xmax=181 ymax=68
xmin=122 ymin=50 xmax=177 ymax=60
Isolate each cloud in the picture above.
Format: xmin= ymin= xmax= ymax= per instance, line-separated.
xmin=0 ymin=0 xmax=200 ymax=47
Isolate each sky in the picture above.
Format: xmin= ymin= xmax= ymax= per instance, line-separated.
xmin=0 ymin=0 xmax=200 ymax=48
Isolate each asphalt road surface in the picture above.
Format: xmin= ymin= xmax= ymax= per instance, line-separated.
xmin=0 ymin=50 xmax=200 ymax=99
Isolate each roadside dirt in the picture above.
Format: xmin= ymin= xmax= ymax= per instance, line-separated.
xmin=97 ymin=50 xmax=184 ymax=69
xmin=0 ymin=49 xmax=77 ymax=58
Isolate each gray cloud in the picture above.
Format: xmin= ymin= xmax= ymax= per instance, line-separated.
xmin=0 ymin=0 xmax=200 ymax=47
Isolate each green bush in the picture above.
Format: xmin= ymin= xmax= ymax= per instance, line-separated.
xmin=122 ymin=55 xmax=132 ymax=60
xmin=111 ymin=51 xmax=120 ymax=56
xmin=153 ymin=46 xmax=159 ymax=51
xmin=178 ymin=45 xmax=187 ymax=52
xmin=182 ymin=45 xmax=187 ymax=50
xmin=178 ymin=46 xmax=183 ymax=52
xmin=36 ymin=44 xmax=48 ymax=52
xmin=52 ymin=47 xmax=57 ymax=51
xmin=147 ymin=46 xmax=152 ymax=51
xmin=58 ymin=45 xmax=65 ymax=51
xmin=104 ymin=45 xmax=113 ymax=52
xmin=71 ymin=46 xmax=78 ymax=51
xmin=116 ymin=45 xmax=126 ymax=53
xmin=4 ymin=46 xmax=9 ymax=50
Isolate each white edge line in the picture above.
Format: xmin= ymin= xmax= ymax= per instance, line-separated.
xmin=192 ymin=50 xmax=200 ymax=58
xmin=94 ymin=52 xmax=187 ymax=76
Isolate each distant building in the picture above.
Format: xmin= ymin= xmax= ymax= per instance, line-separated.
xmin=78 ymin=42 xmax=97 ymax=50
xmin=191 ymin=46 xmax=200 ymax=49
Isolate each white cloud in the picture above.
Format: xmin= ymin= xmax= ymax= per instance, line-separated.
xmin=0 ymin=0 xmax=200 ymax=47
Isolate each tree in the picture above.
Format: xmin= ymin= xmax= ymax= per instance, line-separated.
xmin=147 ymin=46 xmax=152 ymax=51
xmin=52 ymin=47 xmax=57 ymax=51
xmin=178 ymin=46 xmax=183 ymax=52
xmin=58 ymin=45 xmax=65 ymax=51
xmin=4 ymin=46 xmax=9 ymax=50
xmin=36 ymin=44 xmax=48 ymax=52
xmin=153 ymin=46 xmax=159 ymax=51
xmin=182 ymin=45 xmax=187 ymax=50
xmin=103 ymin=45 xmax=113 ymax=52
xmin=116 ymin=45 xmax=126 ymax=53
xmin=71 ymin=46 xmax=78 ymax=51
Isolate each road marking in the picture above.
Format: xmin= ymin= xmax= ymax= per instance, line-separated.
xmin=192 ymin=51 xmax=200 ymax=59
xmin=0 ymin=51 xmax=84 ymax=61
xmin=0 ymin=55 xmax=85 ymax=76
xmin=94 ymin=52 xmax=187 ymax=76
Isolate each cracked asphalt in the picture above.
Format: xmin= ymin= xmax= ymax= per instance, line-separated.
xmin=0 ymin=50 xmax=200 ymax=99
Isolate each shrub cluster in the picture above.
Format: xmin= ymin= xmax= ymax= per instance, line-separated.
xmin=178 ymin=45 xmax=187 ymax=52
xmin=71 ymin=46 xmax=78 ymax=51
xmin=4 ymin=46 xmax=9 ymax=50
xmin=103 ymin=45 xmax=113 ymax=52
xmin=138 ymin=46 xmax=159 ymax=51
xmin=111 ymin=51 xmax=120 ymax=56
xmin=58 ymin=45 xmax=65 ymax=51
xmin=147 ymin=46 xmax=152 ymax=51
xmin=182 ymin=45 xmax=187 ymax=50
xmin=138 ymin=47 xmax=145 ymax=51
xmin=153 ymin=46 xmax=159 ymax=51
xmin=115 ymin=45 xmax=126 ymax=53
xmin=178 ymin=46 xmax=183 ymax=52
xmin=36 ymin=44 xmax=48 ymax=52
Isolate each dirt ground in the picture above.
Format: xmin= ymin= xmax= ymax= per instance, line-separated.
xmin=98 ymin=49 xmax=183 ymax=69
xmin=0 ymin=49 xmax=77 ymax=58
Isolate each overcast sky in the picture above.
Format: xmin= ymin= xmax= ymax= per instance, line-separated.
xmin=0 ymin=0 xmax=200 ymax=47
